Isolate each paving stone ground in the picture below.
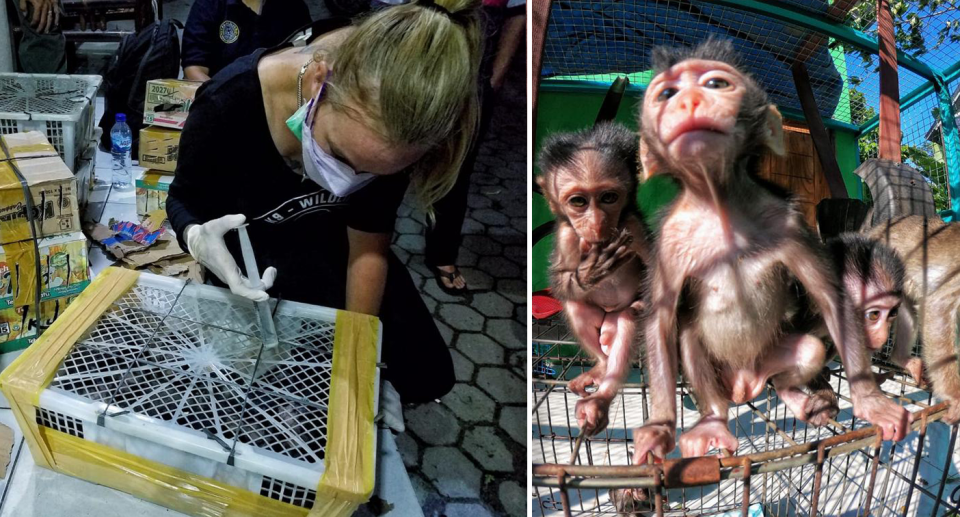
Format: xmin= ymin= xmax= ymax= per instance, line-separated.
xmin=389 ymin=43 xmax=527 ymax=516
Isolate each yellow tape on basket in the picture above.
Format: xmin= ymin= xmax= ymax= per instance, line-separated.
xmin=0 ymin=267 xmax=139 ymax=469
xmin=42 ymin=428 xmax=308 ymax=517
xmin=312 ymin=310 xmax=379 ymax=516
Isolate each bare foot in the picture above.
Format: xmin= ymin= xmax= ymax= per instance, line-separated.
xmin=576 ymin=392 xmax=613 ymax=435
xmin=632 ymin=424 xmax=675 ymax=465
xmin=678 ymin=417 xmax=738 ymax=457
xmin=803 ymin=389 xmax=839 ymax=426
xmin=945 ymin=399 xmax=960 ymax=425
xmin=905 ymin=357 xmax=927 ymax=388
xmin=569 ymin=363 xmax=606 ymax=397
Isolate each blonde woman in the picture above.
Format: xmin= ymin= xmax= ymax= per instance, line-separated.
xmin=166 ymin=0 xmax=481 ymax=412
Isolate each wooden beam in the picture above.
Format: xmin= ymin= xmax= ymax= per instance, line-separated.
xmin=877 ymin=0 xmax=902 ymax=162
xmin=792 ymin=62 xmax=850 ymax=198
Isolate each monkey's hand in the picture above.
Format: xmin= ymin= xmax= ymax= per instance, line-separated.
xmin=569 ymin=363 xmax=606 ymax=397
xmin=575 ymin=392 xmax=613 ymax=435
xmin=577 ymin=230 xmax=634 ymax=288
xmin=854 ymin=393 xmax=911 ymax=441
xmin=678 ymin=416 xmax=739 ymax=458
xmin=631 ymin=423 xmax=675 ymax=465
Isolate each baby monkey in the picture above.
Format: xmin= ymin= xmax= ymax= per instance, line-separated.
xmin=869 ymin=215 xmax=960 ymax=423
xmin=537 ymin=123 xmax=650 ymax=434
xmin=796 ymin=234 xmax=909 ymax=410
xmin=633 ymin=39 xmax=909 ymax=462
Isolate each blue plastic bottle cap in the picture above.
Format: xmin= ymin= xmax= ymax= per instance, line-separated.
xmin=116 ymin=113 xmax=126 ymax=122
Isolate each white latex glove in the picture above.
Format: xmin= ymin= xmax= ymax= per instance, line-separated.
xmin=185 ymin=214 xmax=277 ymax=302
xmin=378 ymin=380 xmax=405 ymax=433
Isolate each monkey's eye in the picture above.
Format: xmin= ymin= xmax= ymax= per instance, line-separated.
xmin=866 ymin=310 xmax=881 ymax=322
xmin=657 ymin=88 xmax=678 ymax=102
xmin=705 ymin=78 xmax=731 ymax=89
xmin=568 ymin=196 xmax=587 ymax=207
xmin=600 ymin=192 xmax=619 ymax=204
xmin=888 ymin=308 xmax=898 ymax=319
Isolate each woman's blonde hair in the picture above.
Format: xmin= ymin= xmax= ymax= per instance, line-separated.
xmin=320 ymin=0 xmax=482 ymax=219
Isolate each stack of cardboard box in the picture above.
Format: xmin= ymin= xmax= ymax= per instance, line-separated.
xmin=0 ymin=132 xmax=90 ymax=352
xmin=137 ymin=79 xmax=201 ymax=215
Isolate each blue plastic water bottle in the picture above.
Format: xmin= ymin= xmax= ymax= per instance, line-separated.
xmin=110 ymin=113 xmax=133 ymax=189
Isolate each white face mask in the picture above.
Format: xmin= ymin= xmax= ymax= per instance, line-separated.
xmin=297 ymin=85 xmax=375 ymax=197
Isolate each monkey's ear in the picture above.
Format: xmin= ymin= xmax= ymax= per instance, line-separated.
xmin=638 ymin=139 xmax=658 ymax=180
xmin=763 ymin=105 xmax=786 ymax=156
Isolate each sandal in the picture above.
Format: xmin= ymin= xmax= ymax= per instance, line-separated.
xmin=430 ymin=265 xmax=468 ymax=296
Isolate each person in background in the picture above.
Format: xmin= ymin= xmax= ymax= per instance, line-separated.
xmin=167 ymin=0 xmax=480 ymax=430
xmin=425 ymin=0 xmax=525 ymax=294
xmin=14 ymin=0 xmax=65 ymax=73
xmin=182 ymin=0 xmax=310 ymax=82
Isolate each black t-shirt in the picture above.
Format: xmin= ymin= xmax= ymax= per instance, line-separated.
xmin=167 ymin=47 xmax=410 ymax=305
xmin=181 ymin=0 xmax=311 ymax=77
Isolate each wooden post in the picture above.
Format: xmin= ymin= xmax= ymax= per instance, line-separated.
xmin=877 ymin=0 xmax=902 ymax=162
xmin=791 ymin=62 xmax=850 ymax=198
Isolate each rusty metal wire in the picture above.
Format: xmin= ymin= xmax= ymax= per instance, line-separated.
xmin=532 ymin=314 xmax=960 ymax=517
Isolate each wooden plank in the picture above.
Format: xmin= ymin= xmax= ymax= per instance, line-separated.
xmin=877 ymin=0 xmax=902 ymax=162
xmin=791 ymin=62 xmax=849 ymax=198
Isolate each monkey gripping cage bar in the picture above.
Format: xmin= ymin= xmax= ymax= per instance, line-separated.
xmin=531 ymin=315 xmax=960 ymax=517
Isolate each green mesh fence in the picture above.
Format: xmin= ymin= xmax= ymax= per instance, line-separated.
xmin=541 ymin=0 xmax=960 ymax=212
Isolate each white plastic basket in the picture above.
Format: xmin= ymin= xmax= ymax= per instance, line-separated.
xmin=74 ymin=131 xmax=100 ymax=209
xmin=37 ymin=273 xmax=382 ymax=510
xmin=0 ymin=73 xmax=102 ymax=173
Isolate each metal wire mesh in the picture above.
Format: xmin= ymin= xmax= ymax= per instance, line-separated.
xmin=49 ymin=280 xmax=335 ymax=465
xmin=541 ymin=0 xmax=960 ymax=212
xmin=531 ymin=314 xmax=960 ymax=517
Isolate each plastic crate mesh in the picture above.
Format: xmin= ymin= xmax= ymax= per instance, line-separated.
xmin=0 ymin=76 xmax=93 ymax=116
xmin=50 ymin=281 xmax=335 ymax=464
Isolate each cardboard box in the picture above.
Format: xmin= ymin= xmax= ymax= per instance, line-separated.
xmin=0 ymin=303 xmax=36 ymax=353
xmin=139 ymin=126 xmax=180 ymax=173
xmin=0 ymin=132 xmax=80 ymax=245
xmin=0 ymin=294 xmax=77 ymax=353
xmin=0 ymin=231 xmax=89 ymax=309
xmin=136 ymin=172 xmax=174 ymax=216
xmin=38 ymin=294 xmax=77 ymax=329
xmin=143 ymin=79 xmax=201 ymax=130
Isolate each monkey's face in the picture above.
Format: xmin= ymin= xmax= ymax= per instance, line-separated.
xmin=641 ymin=59 xmax=784 ymax=183
xmin=852 ymin=276 xmax=901 ymax=351
xmin=643 ymin=59 xmax=746 ymax=166
xmin=555 ymin=163 xmax=628 ymax=246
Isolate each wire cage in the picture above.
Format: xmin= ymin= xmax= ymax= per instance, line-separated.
xmin=531 ymin=314 xmax=960 ymax=517
xmin=538 ymin=0 xmax=960 ymax=214
xmin=534 ymin=0 xmax=960 ymax=515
